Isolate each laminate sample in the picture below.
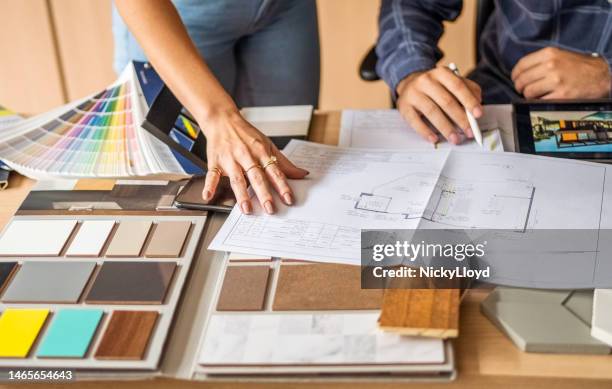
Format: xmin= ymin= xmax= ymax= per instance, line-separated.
xmin=105 ymin=221 xmax=152 ymax=257
xmin=144 ymin=221 xmax=191 ymax=258
xmin=37 ymin=309 xmax=103 ymax=358
xmin=95 ymin=310 xmax=158 ymax=360
xmin=217 ymin=266 xmax=270 ymax=311
xmin=0 ymin=262 xmax=17 ymax=294
xmin=0 ymin=219 xmax=77 ymax=256
xmin=0 ymin=309 xmax=49 ymax=358
xmin=85 ymin=262 xmax=176 ymax=304
xmin=273 ymin=264 xmax=383 ymax=311
xmin=66 ymin=220 xmax=115 ymax=257
xmin=378 ymin=289 xmax=460 ymax=339
xmin=1 ymin=262 xmax=95 ymax=303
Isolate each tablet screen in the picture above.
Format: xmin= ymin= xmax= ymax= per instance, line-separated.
xmin=514 ymin=100 xmax=612 ymax=160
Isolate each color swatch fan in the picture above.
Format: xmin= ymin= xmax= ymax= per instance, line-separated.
xmin=0 ymin=63 xmax=188 ymax=179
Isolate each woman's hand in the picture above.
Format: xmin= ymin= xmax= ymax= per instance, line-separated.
xmin=200 ymin=109 xmax=309 ymax=215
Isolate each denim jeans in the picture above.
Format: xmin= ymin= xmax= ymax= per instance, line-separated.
xmin=112 ymin=0 xmax=320 ymax=107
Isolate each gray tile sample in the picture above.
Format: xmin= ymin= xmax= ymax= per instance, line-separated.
xmin=2 ymin=262 xmax=96 ymax=303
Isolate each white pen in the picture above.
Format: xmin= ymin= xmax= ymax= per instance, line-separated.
xmin=448 ymin=62 xmax=483 ymax=147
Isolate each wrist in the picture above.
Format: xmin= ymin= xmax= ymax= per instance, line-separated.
xmin=194 ymin=103 xmax=241 ymax=136
xmin=396 ymin=71 xmax=424 ymax=96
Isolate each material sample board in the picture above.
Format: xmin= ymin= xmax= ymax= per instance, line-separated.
xmin=105 ymin=221 xmax=152 ymax=257
xmin=0 ymin=220 xmax=77 ymax=256
xmin=144 ymin=221 xmax=191 ymax=258
xmin=66 ymin=221 xmax=115 ymax=257
xmin=217 ymin=266 xmax=270 ymax=311
xmin=95 ymin=311 xmax=158 ymax=360
xmin=0 ymin=309 xmax=49 ymax=358
xmin=37 ymin=309 xmax=103 ymax=358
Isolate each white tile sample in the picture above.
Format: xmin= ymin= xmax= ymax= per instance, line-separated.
xmin=199 ymin=313 xmax=444 ymax=365
xmin=0 ymin=219 xmax=78 ymax=256
xmin=592 ymin=289 xmax=612 ymax=346
xmin=66 ymin=220 xmax=115 ymax=257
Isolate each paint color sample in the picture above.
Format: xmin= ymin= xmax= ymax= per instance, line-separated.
xmin=0 ymin=309 xmax=49 ymax=358
xmin=273 ymin=264 xmax=383 ymax=311
xmin=0 ymin=220 xmax=77 ymax=256
xmin=144 ymin=221 xmax=191 ymax=258
xmin=95 ymin=310 xmax=158 ymax=360
xmin=37 ymin=309 xmax=103 ymax=358
xmin=86 ymin=262 xmax=176 ymax=304
xmin=2 ymin=262 xmax=95 ymax=303
xmin=217 ymin=266 xmax=270 ymax=311
xmin=0 ymin=262 xmax=17 ymax=293
xmin=105 ymin=221 xmax=152 ymax=257
xmin=66 ymin=220 xmax=115 ymax=257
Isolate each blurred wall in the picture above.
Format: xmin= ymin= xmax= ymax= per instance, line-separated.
xmin=0 ymin=0 xmax=476 ymax=115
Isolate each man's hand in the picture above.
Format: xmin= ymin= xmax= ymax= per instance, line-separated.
xmin=512 ymin=47 xmax=611 ymax=100
xmin=396 ymin=66 xmax=483 ymax=145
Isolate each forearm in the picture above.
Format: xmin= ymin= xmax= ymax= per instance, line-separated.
xmin=114 ymin=0 xmax=237 ymax=130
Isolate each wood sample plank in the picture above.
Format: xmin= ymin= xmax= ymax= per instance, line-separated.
xmin=378 ymin=289 xmax=460 ymax=339
xmin=95 ymin=310 xmax=158 ymax=360
xmin=144 ymin=221 xmax=191 ymax=258
xmin=273 ymin=264 xmax=383 ymax=311
xmin=217 ymin=266 xmax=270 ymax=311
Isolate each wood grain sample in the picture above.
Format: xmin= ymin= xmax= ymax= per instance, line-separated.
xmin=217 ymin=266 xmax=270 ymax=311
xmin=273 ymin=264 xmax=383 ymax=311
xmin=95 ymin=310 xmax=158 ymax=360
xmin=378 ymin=289 xmax=460 ymax=339
xmin=144 ymin=221 xmax=191 ymax=258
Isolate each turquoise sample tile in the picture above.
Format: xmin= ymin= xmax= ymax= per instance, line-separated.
xmin=37 ymin=309 xmax=103 ymax=358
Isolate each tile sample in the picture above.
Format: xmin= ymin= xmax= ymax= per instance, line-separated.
xmin=0 ymin=262 xmax=17 ymax=293
xmin=66 ymin=220 xmax=115 ymax=257
xmin=199 ymin=313 xmax=445 ymax=365
xmin=144 ymin=221 xmax=191 ymax=258
xmin=37 ymin=309 xmax=103 ymax=358
xmin=105 ymin=221 xmax=152 ymax=257
xmin=273 ymin=264 xmax=383 ymax=311
xmin=86 ymin=262 xmax=176 ymax=304
xmin=217 ymin=266 xmax=270 ymax=311
xmin=0 ymin=309 xmax=49 ymax=358
xmin=2 ymin=262 xmax=95 ymax=303
xmin=95 ymin=310 xmax=158 ymax=360
xmin=0 ymin=219 xmax=77 ymax=256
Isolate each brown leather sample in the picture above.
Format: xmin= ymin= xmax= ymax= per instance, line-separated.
xmin=85 ymin=262 xmax=176 ymax=304
xmin=95 ymin=310 xmax=158 ymax=360
xmin=217 ymin=266 xmax=270 ymax=311
xmin=378 ymin=289 xmax=460 ymax=339
xmin=144 ymin=221 xmax=191 ymax=258
xmin=273 ymin=264 xmax=383 ymax=311
xmin=0 ymin=262 xmax=17 ymax=294
xmin=105 ymin=221 xmax=152 ymax=257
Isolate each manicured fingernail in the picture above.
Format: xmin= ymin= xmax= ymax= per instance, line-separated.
xmin=203 ymin=190 xmax=212 ymax=201
xmin=464 ymin=126 xmax=474 ymax=138
xmin=264 ymin=200 xmax=275 ymax=214
xmin=283 ymin=192 xmax=294 ymax=205
xmin=241 ymin=201 xmax=252 ymax=214
xmin=473 ymin=106 xmax=483 ymax=117
xmin=428 ymin=134 xmax=438 ymax=143
xmin=449 ymin=133 xmax=460 ymax=145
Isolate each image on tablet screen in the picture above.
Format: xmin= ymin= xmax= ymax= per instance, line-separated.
xmin=530 ymin=111 xmax=612 ymax=152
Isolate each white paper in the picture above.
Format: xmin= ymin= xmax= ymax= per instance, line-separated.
xmin=198 ymin=313 xmax=445 ymax=366
xmin=0 ymin=220 xmax=77 ymax=256
xmin=210 ymin=141 xmax=611 ymax=273
xmin=339 ymin=107 xmax=508 ymax=151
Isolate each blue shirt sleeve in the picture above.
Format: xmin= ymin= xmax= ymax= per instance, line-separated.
xmin=376 ymin=0 xmax=463 ymax=93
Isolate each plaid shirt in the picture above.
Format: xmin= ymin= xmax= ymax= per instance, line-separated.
xmin=376 ymin=0 xmax=612 ymax=103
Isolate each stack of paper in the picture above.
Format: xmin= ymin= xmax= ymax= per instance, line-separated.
xmin=0 ymin=64 xmax=186 ymax=180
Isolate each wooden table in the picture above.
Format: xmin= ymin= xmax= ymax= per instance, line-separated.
xmin=1 ymin=111 xmax=611 ymax=389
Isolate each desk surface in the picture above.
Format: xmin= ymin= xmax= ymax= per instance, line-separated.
xmin=1 ymin=111 xmax=611 ymax=389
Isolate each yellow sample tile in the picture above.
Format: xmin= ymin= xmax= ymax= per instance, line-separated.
xmin=0 ymin=309 xmax=49 ymax=358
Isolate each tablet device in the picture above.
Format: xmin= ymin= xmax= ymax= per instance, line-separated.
xmin=514 ymin=99 xmax=612 ymax=162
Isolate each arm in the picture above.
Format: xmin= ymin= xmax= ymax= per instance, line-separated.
xmin=114 ymin=0 xmax=308 ymax=214
xmin=377 ymin=0 xmax=483 ymax=145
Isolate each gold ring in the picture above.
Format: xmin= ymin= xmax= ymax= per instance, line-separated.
xmin=245 ymin=163 xmax=261 ymax=174
xmin=262 ymin=156 xmax=278 ymax=170
xmin=209 ymin=167 xmax=223 ymax=176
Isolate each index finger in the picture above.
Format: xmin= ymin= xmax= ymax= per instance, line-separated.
xmin=511 ymin=48 xmax=549 ymax=81
xmin=437 ymin=68 xmax=482 ymax=118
